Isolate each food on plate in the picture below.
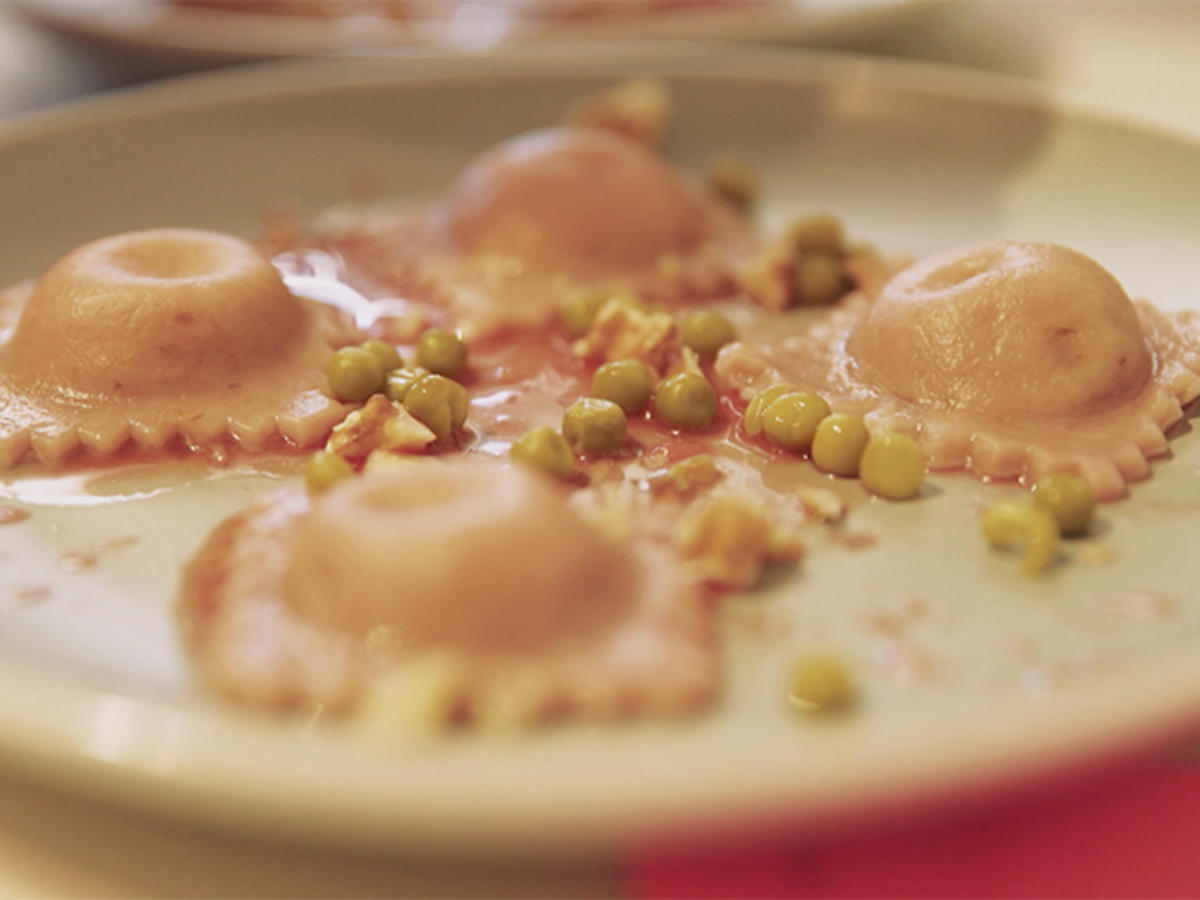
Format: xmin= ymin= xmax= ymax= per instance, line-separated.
xmin=716 ymin=241 xmax=1200 ymax=499
xmin=179 ymin=459 xmax=716 ymax=725
xmin=981 ymin=500 xmax=1061 ymax=574
xmin=0 ymin=229 xmax=357 ymax=467
xmin=1031 ymin=473 xmax=1096 ymax=537
xmin=858 ymin=434 xmax=926 ymax=501
xmin=311 ymin=127 xmax=753 ymax=338
xmin=6 ymin=83 xmax=1191 ymax=741
xmin=787 ymin=653 xmax=858 ymax=714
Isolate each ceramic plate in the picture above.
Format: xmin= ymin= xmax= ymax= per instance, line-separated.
xmin=11 ymin=0 xmax=916 ymax=64
xmin=1 ymin=47 xmax=1200 ymax=857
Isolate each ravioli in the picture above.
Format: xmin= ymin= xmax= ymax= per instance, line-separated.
xmin=717 ymin=241 xmax=1200 ymax=499
xmin=179 ymin=459 xmax=716 ymax=725
xmin=0 ymin=229 xmax=359 ymax=467
xmin=317 ymin=127 xmax=753 ymax=338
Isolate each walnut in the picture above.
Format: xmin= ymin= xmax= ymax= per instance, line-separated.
xmin=675 ymin=492 xmax=803 ymax=590
xmin=665 ymin=345 xmax=705 ymax=379
xmin=325 ymin=393 xmax=436 ymax=461
xmin=647 ymin=453 xmax=724 ymax=498
xmin=734 ymin=240 xmax=794 ymax=311
xmin=355 ymin=653 xmax=469 ymax=743
xmin=564 ymin=77 xmax=671 ymax=148
xmin=572 ymin=297 xmax=677 ymax=371
xmin=796 ymin=487 xmax=847 ymax=524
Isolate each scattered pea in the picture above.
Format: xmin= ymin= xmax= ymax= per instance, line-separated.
xmin=1031 ymin=473 xmax=1095 ymax=537
xmin=415 ymin=328 xmax=468 ymax=379
xmin=592 ymin=359 xmax=656 ymax=414
xmin=811 ymin=413 xmax=870 ymax=477
xmin=762 ymin=391 xmax=830 ymax=453
xmin=359 ymin=338 xmax=402 ymax=372
xmin=383 ymin=366 xmax=430 ymax=403
xmin=678 ymin=309 xmax=737 ymax=360
xmin=326 ymin=346 xmax=385 ymax=402
xmin=788 ymin=214 xmax=845 ymax=256
xmin=788 ymin=654 xmax=857 ymax=714
xmin=982 ymin=500 xmax=1061 ymax=574
xmin=858 ymin=433 xmax=925 ymax=500
xmin=742 ymin=385 xmax=792 ymax=437
xmin=403 ymin=373 xmax=467 ymax=442
xmin=305 ymin=450 xmax=354 ymax=494
xmin=706 ymin=158 xmax=758 ymax=212
xmin=794 ymin=253 xmax=846 ymax=306
xmin=653 ymin=372 xmax=717 ymax=430
xmin=561 ymin=289 xmax=610 ymax=339
xmin=510 ymin=426 xmax=575 ymax=479
xmin=562 ymin=398 xmax=627 ymax=455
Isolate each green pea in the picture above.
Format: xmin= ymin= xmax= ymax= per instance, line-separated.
xmin=982 ymin=500 xmax=1060 ymax=574
xmin=416 ymin=328 xmax=468 ymax=379
xmin=678 ymin=309 xmax=737 ymax=360
xmin=794 ymin=253 xmax=846 ymax=307
xmin=592 ymin=359 xmax=656 ymax=414
xmin=653 ymin=372 xmax=717 ymax=430
xmin=510 ymin=426 xmax=575 ymax=479
xmin=305 ymin=450 xmax=354 ymax=494
xmin=326 ymin=346 xmax=385 ymax=402
xmin=788 ymin=214 xmax=845 ymax=255
xmin=859 ymin=433 xmax=925 ymax=500
xmin=742 ymin=385 xmax=792 ymax=438
xmin=383 ymin=366 xmax=430 ymax=403
xmin=561 ymin=289 xmax=610 ymax=339
xmin=562 ymin=398 xmax=626 ymax=456
xmin=787 ymin=654 xmax=857 ymax=714
xmin=360 ymin=338 xmax=402 ymax=372
xmin=762 ymin=391 xmax=830 ymax=452
xmin=706 ymin=158 xmax=758 ymax=212
xmin=403 ymin=374 xmax=467 ymax=442
xmin=1031 ymin=473 xmax=1095 ymax=537
xmin=811 ymin=413 xmax=869 ymax=477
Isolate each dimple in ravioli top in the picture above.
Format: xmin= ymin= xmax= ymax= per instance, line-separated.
xmin=0 ymin=228 xmax=357 ymax=467
xmin=846 ymin=241 xmax=1153 ymax=420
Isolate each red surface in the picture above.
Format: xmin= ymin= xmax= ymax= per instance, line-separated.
xmin=630 ymin=762 xmax=1200 ymax=898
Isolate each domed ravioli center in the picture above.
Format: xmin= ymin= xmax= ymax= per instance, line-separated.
xmin=283 ymin=461 xmax=639 ymax=654
xmin=2 ymin=229 xmax=306 ymax=398
xmin=847 ymin=241 xmax=1153 ymax=420
xmin=438 ymin=128 xmax=714 ymax=277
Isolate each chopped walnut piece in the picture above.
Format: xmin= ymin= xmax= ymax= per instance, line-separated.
xmin=572 ymin=297 xmax=677 ymax=371
xmin=0 ymin=506 xmax=29 ymax=525
xmin=325 ymin=394 xmax=436 ymax=461
xmin=647 ymin=453 xmax=724 ymax=498
xmin=797 ymin=487 xmax=847 ymax=524
xmin=356 ymin=652 xmax=469 ymax=743
xmin=734 ymin=240 xmax=794 ymax=310
xmin=565 ymin=77 xmax=671 ymax=148
xmin=675 ymin=492 xmax=802 ymax=590
xmin=665 ymin=345 xmax=705 ymax=380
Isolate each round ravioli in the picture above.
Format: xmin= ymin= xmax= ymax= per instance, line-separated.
xmin=0 ymin=229 xmax=359 ymax=467
xmin=716 ymin=241 xmax=1200 ymax=499
xmin=178 ymin=459 xmax=716 ymax=727
xmin=319 ymin=127 xmax=753 ymax=338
